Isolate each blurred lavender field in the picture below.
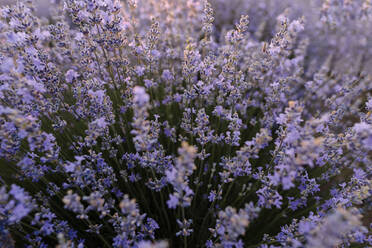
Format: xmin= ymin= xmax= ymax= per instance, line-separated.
xmin=0 ymin=0 xmax=51 ymax=15
xmin=0 ymin=0 xmax=371 ymax=247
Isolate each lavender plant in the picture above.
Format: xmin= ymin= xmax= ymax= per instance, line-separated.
xmin=0 ymin=0 xmax=371 ymax=247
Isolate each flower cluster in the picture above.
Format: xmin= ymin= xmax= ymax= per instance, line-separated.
xmin=0 ymin=0 xmax=371 ymax=247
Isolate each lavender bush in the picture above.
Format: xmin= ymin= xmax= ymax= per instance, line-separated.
xmin=0 ymin=0 xmax=371 ymax=247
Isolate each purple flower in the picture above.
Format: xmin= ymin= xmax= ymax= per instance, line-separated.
xmin=65 ymin=69 xmax=79 ymax=84
xmin=208 ymin=191 xmax=216 ymax=202
xmin=133 ymin=86 xmax=150 ymax=106
xmin=166 ymin=194 xmax=179 ymax=209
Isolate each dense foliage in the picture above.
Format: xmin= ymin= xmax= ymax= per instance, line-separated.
xmin=0 ymin=0 xmax=371 ymax=247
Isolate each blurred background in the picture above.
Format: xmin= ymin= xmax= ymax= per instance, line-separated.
xmin=0 ymin=0 xmax=52 ymax=16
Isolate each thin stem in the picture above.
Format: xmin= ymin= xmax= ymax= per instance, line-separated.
xmin=181 ymin=207 xmax=187 ymax=248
